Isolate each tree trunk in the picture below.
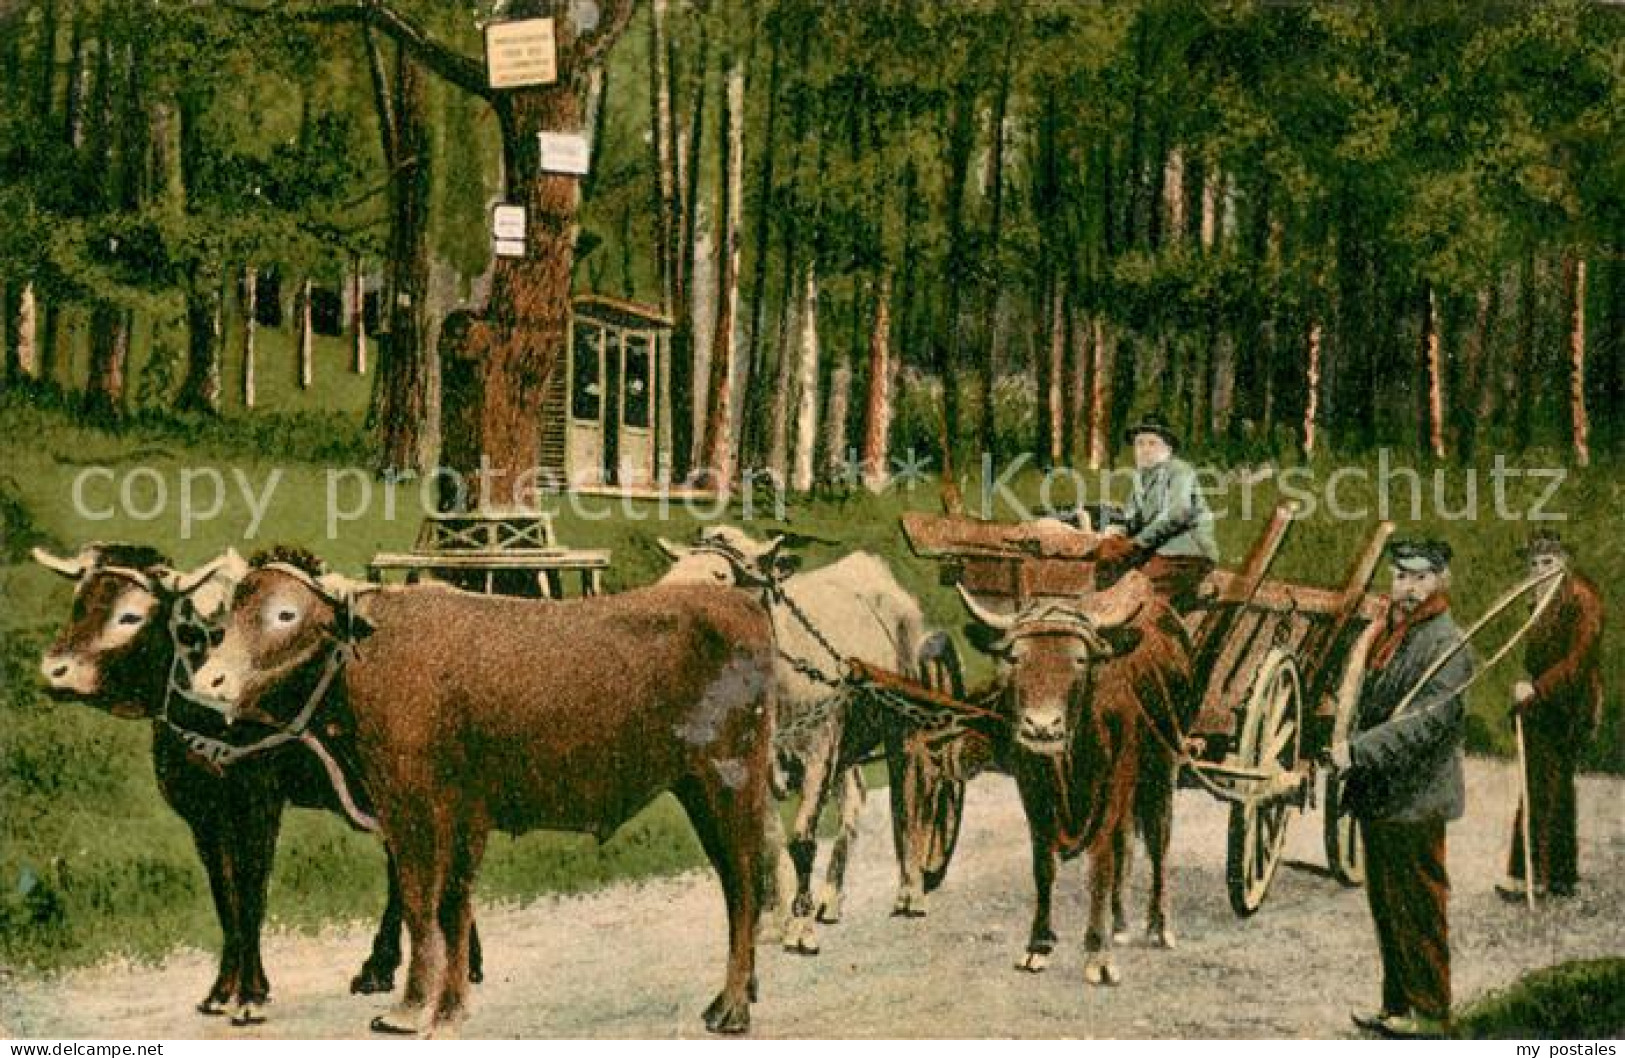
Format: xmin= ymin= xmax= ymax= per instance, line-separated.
xmin=823 ymin=350 xmax=851 ymax=486
xmin=351 ymin=255 xmax=368 ymax=375
xmin=297 ymin=278 xmax=314 ymax=389
xmin=980 ymin=25 xmax=1017 ymax=459
xmin=1514 ymin=253 xmax=1538 ymax=450
xmin=83 ymin=306 xmax=128 ymax=421
xmin=1164 ymin=148 xmax=1186 ymax=244
xmin=938 ymin=80 xmax=977 ymax=494
xmin=1420 ymin=284 xmax=1445 ymax=459
xmin=860 ymin=272 xmax=892 ymax=491
xmin=1457 ymin=286 xmax=1494 ymax=464
xmin=370 ymin=41 xmax=437 ymax=473
xmin=740 ymin=7 xmax=783 ymax=467
xmin=1303 ymin=319 xmax=1322 ymax=458
xmin=649 ymin=0 xmax=677 ymax=314
xmin=666 ymin=18 xmax=710 ymax=480
xmin=242 ymin=266 xmax=258 ymax=409
xmin=1565 ymin=253 xmax=1590 ymax=467
xmin=791 ymin=265 xmax=821 ymax=493
xmin=178 ymin=273 xmax=223 ymax=414
xmin=1087 ymin=316 xmax=1110 ymax=470
xmin=700 ymin=50 xmax=745 ymax=488
xmin=1063 ymin=301 xmax=1086 ymax=465
xmin=14 ymin=284 xmax=37 ymax=379
xmin=766 ymin=261 xmax=799 ymax=486
xmin=1044 ymin=278 xmax=1066 ymax=466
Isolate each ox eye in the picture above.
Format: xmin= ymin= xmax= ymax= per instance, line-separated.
xmin=117 ymin=611 xmax=144 ymax=626
xmin=712 ymin=569 xmax=729 ymax=583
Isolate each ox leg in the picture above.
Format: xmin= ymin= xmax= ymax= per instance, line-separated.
xmin=757 ymin=804 xmax=796 ymax=944
xmin=1110 ymin=826 xmax=1132 ymax=944
xmin=431 ymin=824 xmax=488 ymax=1036
xmin=783 ymin=738 xmax=837 ymax=955
xmin=1139 ymin=765 xmax=1177 ymax=950
xmin=1083 ymin=830 xmax=1122 ymax=987
xmin=371 ymin=816 xmax=450 ymax=1037
xmin=817 ymin=766 xmax=866 ymax=924
xmin=676 ymin=776 xmax=763 ymax=1035
xmin=188 ymin=825 xmax=243 ymax=1016
xmin=883 ymin=729 xmax=929 ymax=917
xmin=228 ymin=799 xmax=284 ymax=1025
xmin=353 ymin=846 xmax=404 ymax=995
xmin=1015 ymin=771 xmax=1059 ymax=973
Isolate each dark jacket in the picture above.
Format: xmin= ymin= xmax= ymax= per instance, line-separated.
xmin=1346 ymin=607 xmax=1476 ymax=823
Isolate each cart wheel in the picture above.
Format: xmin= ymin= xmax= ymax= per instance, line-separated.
xmin=916 ymin=632 xmax=967 ymax=893
xmin=1323 ymin=623 xmax=1379 ymax=887
xmin=1226 ymin=648 xmax=1302 ymax=917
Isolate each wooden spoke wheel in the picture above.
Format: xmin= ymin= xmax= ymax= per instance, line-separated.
xmin=916 ymin=632 xmax=968 ymax=893
xmin=1323 ymin=624 xmax=1379 ymax=887
xmin=1226 ymin=648 xmax=1303 ymax=917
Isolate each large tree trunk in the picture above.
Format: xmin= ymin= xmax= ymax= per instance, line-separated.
xmin=649 ymin=0 xmax=678 ymax=313
xmin=1514 ymin=253 xmax=1538 ymax=450
xmin=370 ymin=39 xmax=437 ymax=473
xmin=937 ymin=80 xmax=977 ymax=499
xmin=766 ymin=261 xmax=798 ymax=486
xmin=980 ymin=25 xmax=1017 ymax=460
xmin=241 ymin=266 xmax=258 ymax=409
xmin=1565 ymin=253 xmax=1590 ymax=467
xmin=790 ymin=265 xmax=821 ymax=493
xmin=739 ymin=6 xmax=783 ymax=467
xmin=13 ymin=284 xmax=37 ymax=379
xmin=700 ymin=50 xmax=745 ymax=488
xmin=666 ymin=17 xmax=709 ymax=480
xmin=822 ymin=348 xmax=851 ymax=486
xmin=859 ymin=272 xmax=893 ymax=491
xmin=1457 ymin=286 xmax=1494 ymax=464
xmin=1043 ymin=278 xmax=1066 ymax=466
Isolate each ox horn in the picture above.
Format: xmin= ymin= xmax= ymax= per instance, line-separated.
xmin=31 ymin=547 xmax=89 ymax=580
xmin=1087 ymin=569 xmax=1151 ymax=630
xmin=172 ymin=553 xmax=234 ymax=596
xmin=655 ymin=537 xmax=690 ymax=562
xmin=956 ymin=583 xmax=1017 ymax=632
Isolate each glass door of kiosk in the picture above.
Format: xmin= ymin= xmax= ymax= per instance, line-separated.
xmin=566 ymin=320 xmax=605 ymax=485
xmin=618 ymin=334 xmax=654 ymax=486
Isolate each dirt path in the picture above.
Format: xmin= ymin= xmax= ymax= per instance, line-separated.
xmin=4 ymin=757 xmax=1622 ymax=1039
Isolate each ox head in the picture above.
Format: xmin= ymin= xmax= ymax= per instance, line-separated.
xmin=188 ymin=550 xmax=373 ymax=725
xmin=655 ymin=525 xmax=802 ymax=588
xmin=959 ymin=570 xmax=1153 ymax=756
xmin=33 ymin=544 xmax=247 ymax=717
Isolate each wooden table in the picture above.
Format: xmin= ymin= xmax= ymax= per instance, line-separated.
xmin=368 ymin=510 xmax=610 ymax=597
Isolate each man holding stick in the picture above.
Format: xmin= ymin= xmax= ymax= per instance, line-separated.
xmin=1329 ymin=538 xmax=1474 ymax=1040
xmin=1497 ymin=531 xmax=1606 ymax=902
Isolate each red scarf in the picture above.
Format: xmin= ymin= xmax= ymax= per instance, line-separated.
xmin=1367 ymin=591 xmax=1451 ymax=672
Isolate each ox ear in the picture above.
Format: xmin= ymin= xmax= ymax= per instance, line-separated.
xmin=964 ymin=621 xmax=1012 ymax=659
xmin=655 ymin=537 xmax=690 ymax=562
xmin=1098 ymin=625 xmax=1144 ymax=658
xmin=769 ymin=552 xmax=802 ymax=580
xmin=32 ymin=547 xmax=89 ymax=580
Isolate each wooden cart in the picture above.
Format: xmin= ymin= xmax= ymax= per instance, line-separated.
xmin=867 ymin=504 xmax=1394 ymax=917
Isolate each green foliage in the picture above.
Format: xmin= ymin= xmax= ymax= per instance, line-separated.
xmin=1454 ymin=958 xmax=1625 ymax=1039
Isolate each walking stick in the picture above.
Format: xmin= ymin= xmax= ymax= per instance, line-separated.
xmin=1514 ymin=712 xmax=1537 ymax=910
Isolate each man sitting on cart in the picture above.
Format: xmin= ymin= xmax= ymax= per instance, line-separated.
xmin=1093 ymin=413 xmax=1219 ymax=610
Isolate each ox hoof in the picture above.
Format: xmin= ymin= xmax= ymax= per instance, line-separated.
xmin=782 ymin=916 xmax=821 ymax=956
xmin=1015 ymin=952 xmax=1050 ymax=974
xmin=231 ymin=1001 xmax=268 ymax=1027
xmin=890 ymin=888 xmax=927 ymax=918
xmin=702 ymin=992 xmax=751 ymax=1035
xmin=815 ymin=886 xmax=843 ymax=925
xmin=1083 ymin=957 xmax=1121 ymax=987
xmin=197 ymin=997 xmax=230 ymax=1017
xmin=370 ymin=1008 xmax=427 ymax=1036
xmin=350 ymin=964 xmax=396 ymax=995
xmin=1112 ymin=929 xmax=1132 ymax=946
xmin=1147 ymin=927 xmax=1177 ymax=950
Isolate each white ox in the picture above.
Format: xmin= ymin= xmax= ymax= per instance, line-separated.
xmin=658 ymin=526 xmax=963 ymax=955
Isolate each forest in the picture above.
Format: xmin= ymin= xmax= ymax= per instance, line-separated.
xmin=0 ymin=0 xmax=1622 ymax=493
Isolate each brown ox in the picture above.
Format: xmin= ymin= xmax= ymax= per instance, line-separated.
xmin=188 ymin=559 xmax=775 ymax=1036
xmin=959 ymin=570 xmax=1193 ymax=984
xmin=32 ymin=544 xmax=470 ymax=1023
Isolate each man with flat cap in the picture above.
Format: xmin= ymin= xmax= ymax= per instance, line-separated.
xmin=1329 ymin=538 xmax=1475 ymax=1039
xmin=1497 ymin=530 xmax=1606 ymax=902
xmin=1095 ymin=413 xmax=1219 ymax=609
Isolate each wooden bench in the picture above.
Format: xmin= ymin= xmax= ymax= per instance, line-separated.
xmin=368 ymin=510 xmax=610 ymax=597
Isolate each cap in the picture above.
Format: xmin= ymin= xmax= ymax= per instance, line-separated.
xmin=1389 ymin=538 xmax=1452 ymax=573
